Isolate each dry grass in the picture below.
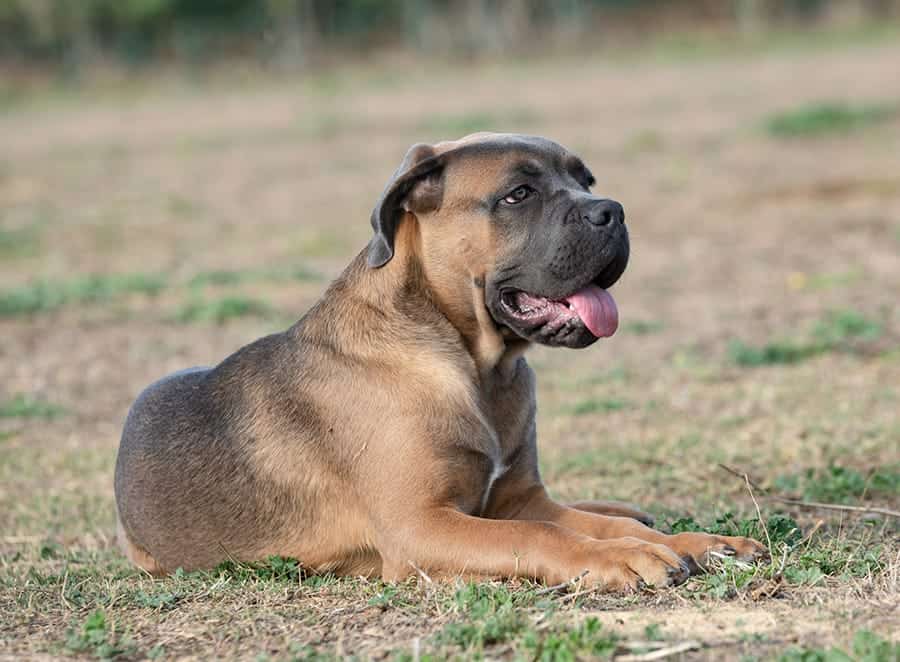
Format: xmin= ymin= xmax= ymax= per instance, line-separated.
xmin=2 ymin=31 xmax=899 ymax=660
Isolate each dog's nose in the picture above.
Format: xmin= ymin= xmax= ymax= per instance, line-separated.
xmin=583 ymin=199 xmax=625 ymax=227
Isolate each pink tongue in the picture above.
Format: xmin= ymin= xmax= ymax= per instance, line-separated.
xmin=564 ymin=285 xmax=619 ymax=338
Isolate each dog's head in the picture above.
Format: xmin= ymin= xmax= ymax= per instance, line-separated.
xmin=369 ymin=133 xmax=629 ymax=349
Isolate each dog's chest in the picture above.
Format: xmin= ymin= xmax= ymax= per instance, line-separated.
xmin=469 ymin=368 xmax=536 ymax=514
xmin=477 ymin=459 xmax=509 ymax=514
xmin=446 ymin=405 xmax=520 ymax=517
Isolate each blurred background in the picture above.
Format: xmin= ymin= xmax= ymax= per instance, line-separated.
xmin=1 ymin=1 xmax=899 ymax=657
xmin=2 ymin=0 xmax=900 ymax=74
xmin=0 ymin=0 xmax=900 ymax=87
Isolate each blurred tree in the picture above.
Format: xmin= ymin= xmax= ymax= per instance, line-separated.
xmin=0 ymin=0 xmax=897 ymax=70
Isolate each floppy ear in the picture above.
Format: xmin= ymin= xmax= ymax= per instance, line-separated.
xmin=566 ymin=155 xmax=596 ymax=189
xmin=367 ymin=143 xmax=445 ymax=268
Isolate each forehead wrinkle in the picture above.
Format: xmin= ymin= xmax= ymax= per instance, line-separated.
xmin=447 ymin=151 xmax=555 ymax=192
xmin=440 ymin=144 xmax=582 ymax=212
xmin=444 ymin=155 xmax=509 ymax=198
xmin=512 ymin=159 xmax=543 ymax=178
xmin=443 ymin=194 xmax=488 ymax=214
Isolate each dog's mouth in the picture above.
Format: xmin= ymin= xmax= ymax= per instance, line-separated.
xmin=489 ymin=242 xmax=629 ymax=348
xmin=500 ymin=284 xmax=618 ymax=339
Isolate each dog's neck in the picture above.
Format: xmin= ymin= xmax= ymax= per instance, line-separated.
xmin=400 ymin=214 xmax=531 ymax=380
xmin=316 ymin=216 xmax=528 ymax=382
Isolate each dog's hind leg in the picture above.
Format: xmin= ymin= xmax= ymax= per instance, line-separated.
xmin=568 ymin=500 xmax=655 ymax=527
xmin=116 ymin=517 xmax=165 ymax=576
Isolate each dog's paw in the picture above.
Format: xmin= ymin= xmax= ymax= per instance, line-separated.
xmin=668 ymin=532 xmax=769 ymax=573
xmin=572 ymin=537 xmax=690 ymax=593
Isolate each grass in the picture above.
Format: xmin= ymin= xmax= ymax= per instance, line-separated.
xmin=541 ymin=447 xmax=639 ymax=482
xmin=622 ymin=129 xmax=665 ymax=155
xmin=643 ymin=22 xmax=900 ymax=63
xmin=566 ymin=397 xmax=631 ymax=415
xmin=811 ymin=309 xmax=882 ymax=345
xmin=0 ymin=223 xmax=42 ymax=259
xmin=774 ymin=465 xmax=900 ymax=504
xmin=519 ymin=617 xmax=619 ymax=660
xmin=418 ymin=108 xmax=540 ymax=136
xmin=435 ymin=583 xmax=537 ymax=653
xmin=187 ymin=265 xmax=320 ymax=288
xmin=64 ymin=609 xmax=134 ymax=660
xmin=0 ymin=273 xmax=166 ymax=317
xmin=555 ymin=365 xmax=630 ymax=391
xmin=0 ymin=265 xmax=319 ymax=319
xmin=2 ymin=519 xmax=893 ymax=660
xmin=764 ymin=101 xmax=898 ymax=138
xmin=622 ymin=319 xmax=665 ymax=335
xmin=174 ymin=295 xmax=275 ymax=324
xmin=669 ymin=513 xmax=887 ymax=600
xmin=729 ymin=339 xmax=819 ymax=366
xmin=778 ymin=630 xmax=899 ymax=662
xmin=729 ymin=309 xmax=883 ymax=366
xmin=668 ymin=512 xmax=802 ymax=548
xmin=786 ymin=269 xmax=864 ymax=291
xmin=0 ymin=394 xmax=65 ymax=419
xmin=297 ymin=112 xmax=348 ymax=140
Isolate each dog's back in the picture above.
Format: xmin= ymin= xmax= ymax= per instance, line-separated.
xmin=114 ymin=335 xmax=314 ymax=573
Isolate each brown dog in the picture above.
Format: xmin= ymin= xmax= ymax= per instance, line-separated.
xmin=115 ymin=133 xmax=766 ymax=590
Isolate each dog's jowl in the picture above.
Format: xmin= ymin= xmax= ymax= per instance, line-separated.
xmin=115 ymin=133 xmax=766 ymax=591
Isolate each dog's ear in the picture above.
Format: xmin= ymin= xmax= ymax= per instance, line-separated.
xmin=368 ymin=143 xmax=445 ymax=268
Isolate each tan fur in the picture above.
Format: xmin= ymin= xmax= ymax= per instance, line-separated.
xmin=117 ymin=518 xmax=162 ymax=575
xmin=114 ymin=133 xmax=766 ymax=590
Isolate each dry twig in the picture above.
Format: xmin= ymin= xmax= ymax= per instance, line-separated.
xmin=534 ymin=569 xmax=590 ymax=595
xmin=617 ymin=640 xmax=702 ymax=661
xmin=407 ymin=560 xmax=433 ymax=584
xmin=717 ymin=464 xmax=900 ymax=519
xmin=744 ymin=472 xmax=773 ymax=551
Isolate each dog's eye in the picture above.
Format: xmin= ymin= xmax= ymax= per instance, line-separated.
xmin=502 ymin=185 xmax=534 ymax=205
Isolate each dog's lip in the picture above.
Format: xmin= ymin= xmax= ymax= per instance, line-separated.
xmin=497 ymin=266 xmax=620 ymax=315
xmin=498 ymin=293 xmax=584 ymax=340
xmin=593 ymin=259 xmax=624 ymax=290
xmin=498 ymin=280 xmax=618 ymax=339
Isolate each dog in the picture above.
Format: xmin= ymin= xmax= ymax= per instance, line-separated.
xmin=115 ymin=132 xmax=766 ymax=591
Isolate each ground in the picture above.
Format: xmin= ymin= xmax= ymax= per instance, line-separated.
xmin=1 ymin=28 xmax=899 ymax=661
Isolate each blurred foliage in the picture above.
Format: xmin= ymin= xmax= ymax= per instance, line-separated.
xmin=1 ymin=0 xmax=898 ymax=69
xmin=765 ymin=101 xmax=899 ymax=137
xmin=728 ymin=309 xmax=884 ymax=367
xmin=774 ymin=465 xmax=900 ymax=503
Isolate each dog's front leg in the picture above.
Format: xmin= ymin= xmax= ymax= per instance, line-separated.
xmin=374 ymin=506 xmax=688 ymax=591
xmin=502 ymin=485 xmax=768 ymax=572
